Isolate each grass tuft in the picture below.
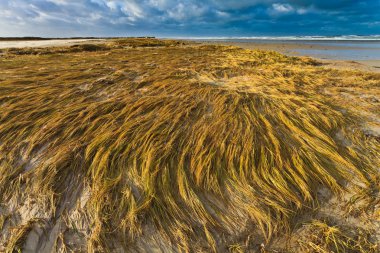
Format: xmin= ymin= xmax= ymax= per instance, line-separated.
xmin=296 ymin=220 xmax=378 ymax=253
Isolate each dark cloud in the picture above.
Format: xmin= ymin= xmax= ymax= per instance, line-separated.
xmin=0 ymin=0 xmax=378 ymax=37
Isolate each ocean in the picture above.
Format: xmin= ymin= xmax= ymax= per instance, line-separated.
xmin=182 ymin=36 xmax=380 ymax=61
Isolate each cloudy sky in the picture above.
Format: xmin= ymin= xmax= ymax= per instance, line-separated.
xmin=0 ymin=0 xmax=379 ymax=37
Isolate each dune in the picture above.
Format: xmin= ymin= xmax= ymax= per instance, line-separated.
xmin=0 ymin=38 xmax=379 ymax=252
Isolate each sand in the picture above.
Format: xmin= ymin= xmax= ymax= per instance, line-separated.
xmin=0 ymin=39 xmax=104 ymax=49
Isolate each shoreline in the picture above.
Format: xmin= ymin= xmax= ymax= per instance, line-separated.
xmin=195 ymin=40 xmax=380 ymax=73
xmin=0 ymin=39 xmax=105 ymax=49
xmin=1 ymin=38 xmax=379 ymax=73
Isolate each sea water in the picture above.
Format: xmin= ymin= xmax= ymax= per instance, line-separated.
xmin=184 ymin=35 xmax=380 ymax=60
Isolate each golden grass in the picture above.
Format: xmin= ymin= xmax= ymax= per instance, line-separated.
xmin=0 ymin=38 xmax=379 ymax=252
xmin=2 ymin=38 xmax=185 ymax=55
xmin=295 ymin=219 xmax=378 ymax=252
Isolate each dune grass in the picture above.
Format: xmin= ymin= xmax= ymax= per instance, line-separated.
xmin=294 ymin=219 xmax=378 ymax=252
xmin=0 ymin=38 xmax=379 ymax=252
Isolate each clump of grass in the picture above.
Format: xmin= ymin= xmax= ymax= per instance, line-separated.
xmin=111 ymin=38 xmax=186 ymax=47
xmin=5 ymin=219 xmax=40 ymax=253
xmin=0 ymin=215 xmax=5 ymax=231
xmin=0 ymin=39 xmax=379 ymax=252
xmin=69 ymin=44 xmax=108 ymax=52
xmin=5 ymin=47 xmax=41 ymax=55
xmin=295 ymin=220 xmax=378 ymax=253
xmin=345 ymin=175 xmax=380 ymax=219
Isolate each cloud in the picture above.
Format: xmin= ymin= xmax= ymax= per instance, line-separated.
xmin=211 ymin=0 xmax=275 ymax=9
xmin=121 ymin=1 xmax=145 ymax=20
xmin=167 ymin=2 xmax=207 ymax=21
xmin=272 ymin=3 xmax=294 ymax=13
xmin=0 ymin=0 xmax=379 ymax=37
xmin=296 ymin=7 xmax=310 ymax=15
xmin=269 ymin=3 xmax=295 ymax=16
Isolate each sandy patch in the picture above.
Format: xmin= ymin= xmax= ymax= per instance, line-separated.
xmin=0 ymin=39 xmax=104 ymax=49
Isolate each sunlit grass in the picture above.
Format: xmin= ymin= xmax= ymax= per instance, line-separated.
xmin=0 ymin=38 xmax=379 ymax=252
xmin=295 ymin=219 xmax=378 ymax=253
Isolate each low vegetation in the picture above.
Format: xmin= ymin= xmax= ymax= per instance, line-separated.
xmin=294 ymin=220 xmax=378 ymax=253
xmin=2 ymin=38 xmax=186 ymax=55
xmin=0 ymin=38 xmax=379 ymax=252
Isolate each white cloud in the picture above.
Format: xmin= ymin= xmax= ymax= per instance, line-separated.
xmin=46 ymin=0 xmax=68 ymax=5
xmin=106 ymin=1 xmax=118 ymax=10
xmin=121 ymin=1 xmax=145 ymax=19
xmin=272 ymin=3 xmax=294 ymax=13
xmin=216 ymin=10 xmax=229 ymax=18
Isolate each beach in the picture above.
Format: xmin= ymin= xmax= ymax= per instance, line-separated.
xmin=0 ymin=39 xmax=104 ymax=49
xmin=2 ymin=38 xmax=379 ymax=73
xmin=195 ymin=39 xmax=380 ymax=72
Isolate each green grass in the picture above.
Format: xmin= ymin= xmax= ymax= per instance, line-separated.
xmin=0 ymin=38 xmax=379 ymax=252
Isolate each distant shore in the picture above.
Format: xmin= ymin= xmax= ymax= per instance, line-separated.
xmin=0 ymin=36 xmax=155 ymax=41
xmin=0 ymin=37 xmax=156 ymax=49
xmin=0 ymin=39 xmax=105 ymax=49
xmin=195 ymin=39 xmax=380 ymax=73
xmin=0 ymin=37 xmax=98 ymax=41
xmin=1 ymin=37 xmax=379 ymax=72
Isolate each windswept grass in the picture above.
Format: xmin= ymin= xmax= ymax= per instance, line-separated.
xmin=2 ymin=38 xmax=186 ymax=55
xmin=295 ymin=220 xmax=378 ymax=252
xmin=0 ymin=38 xmax=379 ymax=252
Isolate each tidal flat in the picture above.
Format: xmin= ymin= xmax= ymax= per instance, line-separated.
xmin=0 ymin=38 xmax=379 ymax=252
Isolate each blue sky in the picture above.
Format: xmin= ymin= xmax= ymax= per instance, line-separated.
xmin=0 ymin=0 xmax=379 ymax=37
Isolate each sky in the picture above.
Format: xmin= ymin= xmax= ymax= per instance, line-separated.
xmin=0 ymin=0 xmax=379 ymax=37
